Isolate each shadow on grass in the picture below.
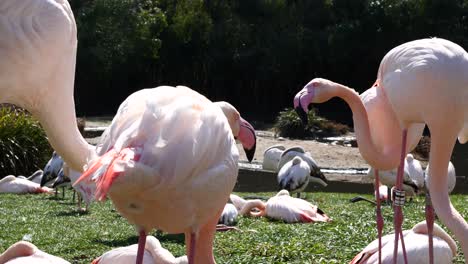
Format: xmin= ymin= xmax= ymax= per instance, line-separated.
xmin=93 ymin=236 xmax=139 ymax=247
xmin=55 ymin=209 xmax=89 ymax=217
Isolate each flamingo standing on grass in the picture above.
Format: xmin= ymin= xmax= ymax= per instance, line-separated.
xmin=294 ymin=38 xmax=468 ymax=264
xmin=75 ymin=86 xmax=256 ymax=264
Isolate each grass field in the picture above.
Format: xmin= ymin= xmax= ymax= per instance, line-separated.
xmin=0 ymin=191 xmax=466 ymax=263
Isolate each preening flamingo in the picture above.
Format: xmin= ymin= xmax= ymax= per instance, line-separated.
xmin=235 ymin=190 xmax=331 ymax=223
xmin=92 ymin=235 xmax=187 ymax=264
xmin=75 ymin=86 xmax=256 ymax=264
xmin=294 ymin=38 xmax=468 ymax=263
xmin=218 ymin=203 xmax=239 ymax=226
xmin=262 ymin=145 xmax=286 ymax=171
xmin=0 ymin=241 xmax=70 ymax=264
xmin=0 ymin=0 xmax=95 ymax=172
xmin=350 ymin=221 xmax=457 ymax=264
xmin=0 ymin=176 xmax=53 ymax=194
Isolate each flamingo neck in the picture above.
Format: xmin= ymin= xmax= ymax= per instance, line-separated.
xmin=35 ymin=97 xmax=95 ymax=173
xmin=336 ymin=84 xmax=400 ymax=169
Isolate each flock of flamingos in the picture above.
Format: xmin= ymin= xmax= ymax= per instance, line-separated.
xmin=0 ymin=0 xmax=467 ymax=263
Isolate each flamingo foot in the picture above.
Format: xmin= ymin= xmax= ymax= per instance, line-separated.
xmin=135 ymin=229 xmax=146 ymax=264
xmin=425 ymin=192 xmax=435 ymax=264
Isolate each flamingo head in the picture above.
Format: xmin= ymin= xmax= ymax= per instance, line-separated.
xmin=293 ymin=78 xmax=338 ymax=125
xmin=215 ymin=101 xmax=257 ymax=162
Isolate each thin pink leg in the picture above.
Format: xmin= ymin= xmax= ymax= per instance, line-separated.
xmin=188 ymin=232 xmax=196 ymax=264
xmin=135 ymin=229 xmax=146 ymax=264
xmin=374 ymin=169 xmax=383 ymax=264
xmin=392 ymin=129 xmax=408 ymax=264
xmin=399 ymin=228 xmax=408 ymax=264
xmin=425 ymin=192 xmax=435 ymax=264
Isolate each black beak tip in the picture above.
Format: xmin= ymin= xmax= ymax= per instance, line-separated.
xmin=244 ymin=143 xmax=256 ymax=163
xmin=294 ymin=106 xmax=308 ymax=126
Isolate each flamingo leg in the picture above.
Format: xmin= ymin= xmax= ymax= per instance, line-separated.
xmin=392 ymin=129 xmax=408 ymax=264
xmin=426 ymin=125 xmax=468 ymax=262
xmin=135 ymin=229 xmax=146 ymax=264
xmin=425 ymin=192 xmax=435 ymax=264
xmin=374 ymin=169 xmax=383 ymax=264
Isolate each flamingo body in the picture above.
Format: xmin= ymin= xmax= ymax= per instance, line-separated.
xmin=76 ymin=86 xmax=256 ymax=263
xmin=262 ymin=145 xmax=285 ymax=171
xmin=93 ymin=236 xmax=187 ymax=264
xmin=237 ymin=190 xmax=330 ymax=223
xmin=0 ymin=241 xmax=70 ymax=264
xmin=0 ymin=175 xmax=53 ymax=194
xmin=350 ymin=221 xmax=457 ymax=264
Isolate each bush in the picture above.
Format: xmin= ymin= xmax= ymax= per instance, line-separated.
xmin=0 ymin=105 xmax=52 ymax=178
xmin=273 ymin=108 xmax=350 ymax=139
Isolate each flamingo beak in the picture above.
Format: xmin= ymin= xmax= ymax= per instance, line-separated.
xmin=238 ymin=117 xmax=256 ymax=162
xmin=293 ymin=87 xmax=314 ymax=126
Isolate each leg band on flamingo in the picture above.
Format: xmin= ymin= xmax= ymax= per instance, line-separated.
xmin=425 ymin=192 xmax=435 ymax=264
xmin=392 ymin=129 xmax=408 ymax=264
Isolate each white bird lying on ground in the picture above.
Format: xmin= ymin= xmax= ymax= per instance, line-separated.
xmin=92 ymin=235 xmax=187 ymax=264
xmin=0 ymin=176 xmax=53 ymax=194
xmin=350 ymin=220 xmax=457 ymax=264
xmin=17 ymin=170 xmax=44 ymax=184
xmin=262 ymin=145 xmax=286 ymax=171
xmin=232 ymin=190 xmax=331 ymax=223
xmin=218 ymin=203 xmax=238 ymax=226
xmin=0 ymin=241 xmax=70 ymax=264
xmin=277 ymin=147 xmax=327 ymax=198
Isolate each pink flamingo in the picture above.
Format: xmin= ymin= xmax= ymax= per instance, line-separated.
xmin=0 ymin=176 xmax=53 ymax=194
xmin=294 ymin=38 xmax=468 ymax=263
xmin=350 ymin=221 xmax=457 ymax=264
xmin=0 ymin=241 xmax=70 ymax=264
xmin=0 ymin=0 xmax=95 ymax=172
xmin=92 ymin=235 xmax=187 ymax=264
xmin=233 ymin=190 xmax=331 ymax=223
xmin=75 ymin=86 xmax=256 ymax=264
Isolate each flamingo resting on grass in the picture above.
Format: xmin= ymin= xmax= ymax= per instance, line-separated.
xmin=350 ymin=221 xmax=457 ymax=264
xmin=75 ymin=86 xmax=256 ymax=264
xmin=92 ymin=235 xmax=187 ymax=264
xmin=233 ymin=190 xmax=331 ymax=223
xmin=0 ymin=176 xmax=53 ymax=194
xmin=0 ymin=241 xmax=70 ymax=264
xmin=294 ymin=37 xmax=468 ymax=264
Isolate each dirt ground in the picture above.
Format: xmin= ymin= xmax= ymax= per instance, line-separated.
xmin=237 ymin=131 xmax=368 ymax=169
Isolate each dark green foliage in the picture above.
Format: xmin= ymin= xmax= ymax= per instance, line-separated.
xmin=0 ymin=192 xmax=465 ymax=263
xmin=0 ymin=106 xmax=52 ymax=178
xmin=68 ymin=0 xmax=468 ymax=123
xmin=274 ymin=108 xmax=350 ymax=139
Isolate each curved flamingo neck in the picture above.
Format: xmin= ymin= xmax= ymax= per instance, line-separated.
xmin=35 ymin=95 xmax=95 ymax=173
xmin=335 ymin=84 xmax=400 ymax=169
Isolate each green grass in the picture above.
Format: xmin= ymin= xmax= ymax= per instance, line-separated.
xmin=0 ymin=191 xmax=466 ymax=263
